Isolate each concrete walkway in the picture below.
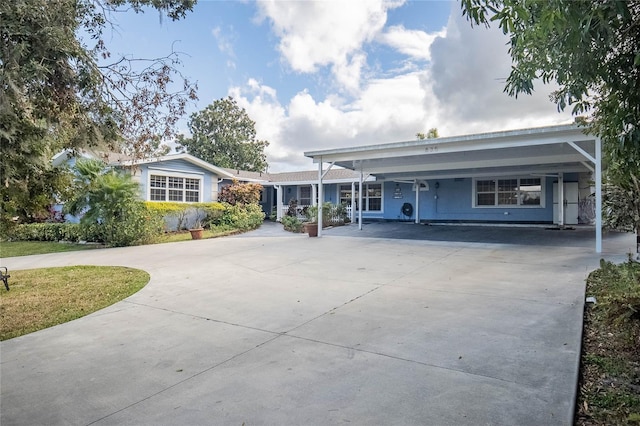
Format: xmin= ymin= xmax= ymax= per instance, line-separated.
xmin=0 ymin=224 xmax=635 ymax=425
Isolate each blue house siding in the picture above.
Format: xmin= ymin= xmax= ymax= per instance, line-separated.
xmin=277 ymin=174 xmax=583 ymax=224
xmin=375 ymin=177 xmax=560 ymax=223
xmin=139 ymin=159 xmax=215 ymax=202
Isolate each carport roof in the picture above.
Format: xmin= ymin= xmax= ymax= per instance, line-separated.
xmin=304 ymin=123 xmax=598 ymax=181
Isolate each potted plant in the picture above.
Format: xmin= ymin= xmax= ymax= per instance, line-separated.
xmin=188 ymin=207 xmax=206 ymax=240
xmin=304 ymin=205 xmax=319 ymax=237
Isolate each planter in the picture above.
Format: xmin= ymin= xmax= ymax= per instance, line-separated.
xmin=305 ymin=222 xmax=318 ymax=237
xmin=189 ymin=228 xmax=204 ymax=240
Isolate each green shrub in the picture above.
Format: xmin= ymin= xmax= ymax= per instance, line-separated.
xmin=197 ymin=202 xmax=226 ymax=228
xmin=96 ymin=201 xmax=164 ymax=247
xmin=144 ymin=201 xmax=226 ymax=230
xmin=7 ymin=223 xmax=103 ymax=243
xmin=281 ymin=215 xmax=304 ymax=233
xmin=219 ymin=203 xmax=264 ymax=231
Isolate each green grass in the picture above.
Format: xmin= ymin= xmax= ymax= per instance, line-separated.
xmin=576 ymin=259 xmax=640 ymax=425
xmin=0 ymin=266 xmax=149 ymax=341
xmin=1 ymin=241 xmax=101 ymax=257
xmin=0 ymin=226 xmax=242 ymax=257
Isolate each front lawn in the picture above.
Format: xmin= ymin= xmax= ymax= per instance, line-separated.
xmin=1 ymin=241 xmax=101 ymax=258
xmin=0 ymin=266 xmax=149 ymax=341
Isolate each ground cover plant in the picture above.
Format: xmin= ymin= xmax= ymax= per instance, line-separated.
xmin=576 ymin=259 xmax=640 ymax=425
xmin=0 ymin=266 xmax=149 ymax=341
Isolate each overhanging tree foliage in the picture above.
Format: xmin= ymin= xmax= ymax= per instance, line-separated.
xmin=461 ymin=0 xmax=640 ymax=252
xmin=0 ymin=0 xmax=197 ymax=226
xmin=177 ymin=97 xmax=269 ymax=172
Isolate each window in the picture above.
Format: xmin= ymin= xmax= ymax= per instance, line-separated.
xmin=339 ymin=183 xmax=382 ymax=212
xmin=149 ymin=174 xmax=201 ymax=202
xmin=340 ymin=185 xmax=354 ymax=206
xmin=474 ymin=177 xmax=542 ymax=207
xmin=299 ymin=186 xmax=312 ymax=205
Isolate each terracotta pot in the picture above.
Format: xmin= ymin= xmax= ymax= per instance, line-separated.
xmin=189 ymin=228 xmax=204 ymax=240
xmin=305 ymin=222 xmax=318 ymax=237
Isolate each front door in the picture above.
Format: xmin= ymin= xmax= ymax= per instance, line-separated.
xmin=553 ymin=182 xmax=579 ymax=225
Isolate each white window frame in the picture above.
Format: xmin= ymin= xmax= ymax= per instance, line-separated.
xmin=147 ymin=171 xmax=203 ymax=203
xmin=338 ymin=183 xmax=384 ymax=213
xmin=298 ymin=186 xmax=312 ymax=205
xmin=472 ymin=177 xmax=545 ymax=208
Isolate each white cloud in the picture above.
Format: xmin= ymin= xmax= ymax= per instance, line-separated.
xmin=378 ymin=25 xmax=446 ymax=61
xmin=255 ymin=0 xmax=404 ymax=93
xmin=229 ymin=72 xmax=435 ymax=171
xmin=212 ymin=25 xmax=236 ymax=68
xmin=230 ymin=2 xmax=574 ymax=172
xmin=427 ymin=4 xmax=573 ymax=135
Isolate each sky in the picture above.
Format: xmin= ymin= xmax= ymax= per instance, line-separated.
xmin=104 ymin=0 xmax=574 ymax=172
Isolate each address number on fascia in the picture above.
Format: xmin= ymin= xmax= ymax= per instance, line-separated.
xmin=424 ymin=146 xmax=439 ymax=153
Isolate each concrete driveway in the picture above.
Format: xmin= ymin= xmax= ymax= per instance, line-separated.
xmin=0 ymin=223 xmax=635 ymax=425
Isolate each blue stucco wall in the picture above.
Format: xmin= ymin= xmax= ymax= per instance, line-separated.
xmin=275 ymin=174 xmax=579 ymax=224
xmin=326 ymin=177 xmax=565 ymax=223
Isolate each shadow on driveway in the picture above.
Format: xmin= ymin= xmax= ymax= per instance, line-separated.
xmin=323 ymin=221 xmax=634 ymax=251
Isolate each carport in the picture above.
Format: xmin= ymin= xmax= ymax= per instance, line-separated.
xmin=304 ymin=123 xmax=603 ymax=252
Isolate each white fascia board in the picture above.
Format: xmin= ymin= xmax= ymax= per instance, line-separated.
xmin=360 ymin=153 xmax=587 ymax=175
xmin=119 ymin=153 xmax=237 ymax=179
xmin=305 ymin=124 xmax=591 ymax=164
xmin=378 ymin=165 xmax=588 ymax=181
xmin=304 ymin=124 xmax=593 ymax=162
xmin=268 ymin=177 xmax=376 ymax=186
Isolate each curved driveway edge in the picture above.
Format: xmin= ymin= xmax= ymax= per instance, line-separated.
xmin=1 ymin=226 xmax=635 ymax=425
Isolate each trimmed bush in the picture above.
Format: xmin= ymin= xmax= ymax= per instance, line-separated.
xmin=281 ymin=215 xmax=304 ymax=233
xmin=219 ymin=203 xmax=264 ymax=231
xmin=7 ymin=223 xmax=103 ymax=243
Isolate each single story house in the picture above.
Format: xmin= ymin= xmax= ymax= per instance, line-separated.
xmin=53 ymin=123 xmax=605 ymax=251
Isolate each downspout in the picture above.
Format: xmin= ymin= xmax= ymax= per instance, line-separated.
xmin=318 ymin=157 xmax=323 ymax=237
xmin=312 ymin=184 xmax=317 ymax=207
xmin=558 ymin=172 xmax=565 ymax=228
xmin=358 ymin=164 xmax=364 ymax=230
xmin=275 ymin=185 xmax=283 ymax=222
xmin=595 ymin=138 xmax=602 ymax=253
xmin=351 ymin=181 xmax=356 ymax=223
xmin=414 ymin=180 xmax=420 ymax=224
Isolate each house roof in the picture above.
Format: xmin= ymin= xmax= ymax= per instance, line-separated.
xmin=304 ymin=123 xmax=598 ymax=181
xmin=117 ymin=153 xmax=239 ymax=179
xmin=220 ymin=166 xmax=371 ymax=185
xmin=52 ymin=149 xmax=133 ymax=168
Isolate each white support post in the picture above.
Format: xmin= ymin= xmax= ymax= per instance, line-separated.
xmin=318 ymin=158 xmax=323 ymax=237
xmin=558 ymin=172 xmax=565 ymax=228
xmin=595 ymin=138 xmax=602 ymax=253
xmin=311 ymin=184 xmax=317 ymax=206
xmin=358 ymin=166 xmax=364 ymax=230
xmin=414 ymin=180 xmax=420 ymax=224
xmin=275 ymin=185 xmax=283 ymax=221
xmin=351 ymin=181 xmax=356 ymax=223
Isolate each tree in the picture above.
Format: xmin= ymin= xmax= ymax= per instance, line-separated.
xmin=65 ymin=158 xmax=160 ymax=246
xmin=177 ymin=97 xmax=269 ymax=172
xmin=416 ymin=128 xmax=439 ymax=140
xmin=461 ymin=0 xmax=640 ymax=252
xmin=1 ymin=0 xmax=197 ymax=226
